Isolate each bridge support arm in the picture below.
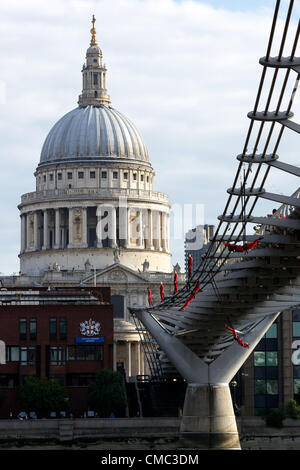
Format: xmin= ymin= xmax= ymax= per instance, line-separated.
xmin=210 ymin=312 xmax=281 ymax=384
xmin=134 ymin=309 xmax=209 ymax=383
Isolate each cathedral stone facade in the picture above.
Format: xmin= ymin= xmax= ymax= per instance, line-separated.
xmin=2 ymin=17 xmax=185 ymax=380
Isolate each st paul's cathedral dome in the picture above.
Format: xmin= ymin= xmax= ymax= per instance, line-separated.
xmin=39 ymin=17 xmax=149 ymax=168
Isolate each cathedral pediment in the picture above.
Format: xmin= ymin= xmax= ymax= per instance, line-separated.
xmin=83 ymin=263 xmax=148 ymax=285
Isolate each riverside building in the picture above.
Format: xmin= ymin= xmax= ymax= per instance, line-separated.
xmin=0 ymin=286 xmax=113 ymax=417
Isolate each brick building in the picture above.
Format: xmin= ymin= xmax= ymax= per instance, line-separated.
xmin=0 ymin=287 xmax=113 ymax=417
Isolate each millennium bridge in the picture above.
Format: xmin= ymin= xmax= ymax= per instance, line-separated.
xmin=130 ymin=0 xmax=300 ymax=449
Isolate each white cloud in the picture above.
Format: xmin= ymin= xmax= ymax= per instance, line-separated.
xmin=0 ymin=0 xmax=299 ymax=274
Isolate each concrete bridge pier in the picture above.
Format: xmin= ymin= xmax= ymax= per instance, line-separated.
xmin=179 ymin=383 xmax=240 ymax=450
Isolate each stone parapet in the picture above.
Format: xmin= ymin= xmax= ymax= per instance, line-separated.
xmin=20 ymin=188 xmax=169 ymax=207
xmin=0 ymin=418 xmax=180 ymax=442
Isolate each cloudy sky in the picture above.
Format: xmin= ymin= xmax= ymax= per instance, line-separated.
xmin=0 ymin=0 xmax=299 ymax=275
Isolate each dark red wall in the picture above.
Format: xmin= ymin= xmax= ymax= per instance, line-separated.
xmin=0 ymin=293 xmax=114 ymax=417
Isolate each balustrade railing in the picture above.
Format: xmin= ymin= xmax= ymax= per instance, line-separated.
xmin=21 ymin=187 xmax=169 ymax=204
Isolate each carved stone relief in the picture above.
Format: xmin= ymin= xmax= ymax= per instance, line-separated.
xmin=108 ymin=269 xmax=127 ymax=281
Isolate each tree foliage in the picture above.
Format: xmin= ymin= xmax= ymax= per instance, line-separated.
xmin=17 ymin=376 xmax=70 ymax=418
xmin=265 ymin=408 xmax=285 ymax=428
xmin=88 ymin=369 xmax=126 ymax=417
xmin=284 ymin=399 xmax=300 ymax=419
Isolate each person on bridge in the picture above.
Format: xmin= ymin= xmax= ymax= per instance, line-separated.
xmin=180 ymin=279 xmax=201 ymax=311
xmin=225 ymin=243 xmax=244 ymax=253
xmin=243 ymin=237 xmax=264 ymax=251
xmin=147 ymin=287 xmax=152 ymax=306
xmin=160 ymin=282 xmax=164 ymax=302
xmin=225 ymin=324 xmax=249 ymax=348
xmin=174 ymin=270 xmax=178 ymax=294
xmin=188 ymin=253 xmax=193 ymax=278
xmin=225 ymin=237 xmax=263 ymax=253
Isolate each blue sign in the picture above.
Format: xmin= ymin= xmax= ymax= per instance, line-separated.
xmin=75 ymin=336 xmax=104 ymax=343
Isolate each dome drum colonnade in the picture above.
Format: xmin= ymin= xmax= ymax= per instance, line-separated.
xmin=19 ymin=198 xmax=170 ymax=270
xmin=18 ymin=16 xmax=171 ymax=275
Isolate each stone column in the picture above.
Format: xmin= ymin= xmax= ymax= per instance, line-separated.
xmin=125 ymin=207 xmax=130 ymax=248
xmin=153 ymin=211 xmax=161 ymax=250
xmin=110 ymin=205 xmax=117 ymax=248
xmin=141 ymin=347 xmax=145 ymax=375
xmin=54 ymin=209 xmax=60 ymax=249
xmin=20 ymin=214 xmax=26 ymax=253
xmin=161 ymin=211 xmax=167 ymax=251
xmin=26 ymin=212 xmax=35 ymax=251
xmin=146 ymin=209 xmax=154 ymax=250
xmin=34 ymin=211 xmax=39 ymax=251
xmin=26 ymin=213 xmax=31 ymax=251
xmin=68 ymin=208 xmax=73 ymax=248
xmin=137 ymin=210 xmax=143 ymax=248
xmin=137 ymin=341 xmax=141 ymax=376
xmin=42 ymin=209 xmax=49 ymax=250
xmin=158 ymin=212 xmax=162 ymax=250
xmin=166 ymin=213 xmax=170 ymax=251
xmin=126 ymin=341 xmax=132 ymax=378
xmin=82 ymin=207 xmax=88 ymax=247
xmin=96 ymin=205 xmax=103 ymax=248
xmin=118 ymin=197 xmax=128 ymax=247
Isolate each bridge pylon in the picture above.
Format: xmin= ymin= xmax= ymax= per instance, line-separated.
xmin=135 ymin=308 xmax=279 ymax=449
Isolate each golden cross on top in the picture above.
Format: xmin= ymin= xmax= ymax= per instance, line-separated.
xmin=90 ymin=14 xmax=98 ymax=45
